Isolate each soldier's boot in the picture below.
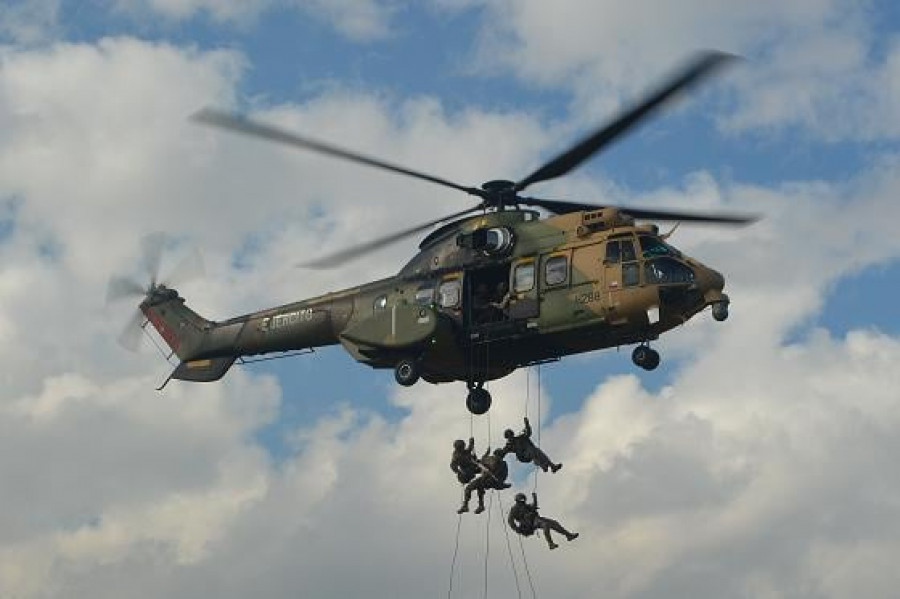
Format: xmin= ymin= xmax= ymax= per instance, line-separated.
xmin=548 ymin=541 xmax=558 ymax=550
xmin=457 ymin=503 xmax=469 ymax=514
xmin=551 ymin=463 xmax=562 ymax=473
xmin=474 ymin=502 xmax=485 ymax=514
xmin=566 ymin=532 xmax=579 ymax=542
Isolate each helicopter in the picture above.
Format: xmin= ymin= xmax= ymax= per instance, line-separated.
xmin=109 ymin=51 xmax=756 ymax=415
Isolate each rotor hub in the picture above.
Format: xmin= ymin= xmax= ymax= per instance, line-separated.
xmin=480 ymin=180 xmax=518 ymax=209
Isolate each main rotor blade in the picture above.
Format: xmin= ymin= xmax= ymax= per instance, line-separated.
xmin=514 ymin=51 xmax=737 ymax=192
xmin=298 ymin=205 xmax=484 ymax=269
xmin=163 ymin=247 xmax=205 ymax=289
xmin=193 ymin=108 xmax=485 ymax=199
xmin=106 ymin=275 xmax=147 ymax=305
xmin=520 ymin=196 xmax=757 ymax=224
xmin=617 ymin=205 xmax=757 ymax=224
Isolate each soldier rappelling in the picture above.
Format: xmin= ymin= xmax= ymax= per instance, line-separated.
xmin=450 ymin=437 xmax=479 ymax=484
xmin=458 ymin=447 xmax=511 ymax=514
xmin=507 ymin=492 xmax=578 ymax=550
xmin=500 ymin=417 xmax=562 ymax=473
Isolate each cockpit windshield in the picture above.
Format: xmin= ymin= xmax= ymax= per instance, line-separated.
xmin=644 ymin=257 xmax=695 ymax=285
xmin=639 ymin=235 xmax=681 ymax=259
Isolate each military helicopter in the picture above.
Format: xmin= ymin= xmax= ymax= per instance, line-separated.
xmin=109 ymin=51 xmax=755 ymax=415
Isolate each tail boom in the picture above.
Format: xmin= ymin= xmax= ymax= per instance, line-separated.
xmin=141 ymin=286 xmax=344 ymax=384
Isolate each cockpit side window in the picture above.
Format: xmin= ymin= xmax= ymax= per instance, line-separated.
xmin=623 ymin=263 xmax=640 ymax=287
xmin=605 ymin=241 xmax=620 ymax=263
xmin=620 ymin=240 xmax=637 ymax=262
xmin=373 ymin=295 xmax=387 ymax=310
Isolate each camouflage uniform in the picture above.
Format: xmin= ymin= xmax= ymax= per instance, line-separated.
xmin=450 ymin=437 xmax=479 ymax=484
xmin=507 ymin=492 xmax=578 ymax=550
xmin=458 ymin=448 xmax=511 ymax=514
xmin=500 ymin=417 xmax=562 ymax=473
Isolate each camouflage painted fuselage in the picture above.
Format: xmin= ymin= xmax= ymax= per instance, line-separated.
xmin=141 ymin=208 xmax=728 ymax=384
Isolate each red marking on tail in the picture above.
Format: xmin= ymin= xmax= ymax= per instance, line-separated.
xmin=142 ymin=306 xmax=181 ymax=351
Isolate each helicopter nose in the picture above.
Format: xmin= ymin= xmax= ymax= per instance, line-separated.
xmin=694 ymin=266 xmax=729 ymax=321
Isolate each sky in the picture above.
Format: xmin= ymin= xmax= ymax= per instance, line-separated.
xmin=1 ymin=1 xmax=899 ymax=597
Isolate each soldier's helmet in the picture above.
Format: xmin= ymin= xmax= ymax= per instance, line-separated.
xmin=453 ymin=439 xmax=465 ymax=450
xmin=515 ymin=493 xmax=526 ymax=503
xmin=504 ymin=429 xmax=514 ymax=438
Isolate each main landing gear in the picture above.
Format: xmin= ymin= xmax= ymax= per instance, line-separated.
xmin=394 ymin=357 xmax=421 ymax=386
xmin=631 ymin=344 xmax=660 ymax=371
xmin=466 ymin=383 xmax=492 ymax=415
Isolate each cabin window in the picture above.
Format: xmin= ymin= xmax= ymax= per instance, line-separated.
xmin=415 ymin=284 xmax=434 ymax=305
xmin=438 ymin=279 xmax=461 ymax=308
xmin=644 ymin=258 xmax=694 ymax=284
xmin=622 ymin=262 xmax=640 ymax=287
xmin=373 ymin=295 xmax=387 ymax=310
xmin=605 ymin=241 xmax=620 ymax=263
xmin=620 ymin=240 xmax=637 ymax=262
xmin=513 ymin=262 xmax=535 ymax=293
xmin=544 ymin=255 xmax=568 ymax=286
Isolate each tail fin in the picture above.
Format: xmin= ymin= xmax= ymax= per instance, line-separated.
xmin=140 ymin=286 xmax=236 ymax=383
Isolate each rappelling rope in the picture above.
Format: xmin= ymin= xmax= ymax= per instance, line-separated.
xmin=516 ymin=529 xmax=538 ymax=599
xmin=496 ymin=490 xmax=524 ymax=599
xmin=482 ymin=490 xmax=493 ymax=599
xmin=448 ymin=411 xmax=476 ymax=599
xmin=447 ymin=512 xmax=463 ymax=599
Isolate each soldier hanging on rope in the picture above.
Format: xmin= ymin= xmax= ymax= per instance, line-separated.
xmin=458 ymin=447 xmax=511 ymax=514
xmin=500 ymin=417 xmax=562 ymax=473
xmin=507 ymin=492 xmax=578 ymax=550
xmin=450 ymin=437 xmax=479 ymax=484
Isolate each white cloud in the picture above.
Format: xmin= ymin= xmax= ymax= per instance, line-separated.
xmin=446 ymin=0 xmax=900 ymax=142
xmin=0 ymin=0 xmax=60 ymax=45
xmin=1 ymin=23 xmax=900 ymax=598
xmin=106 ymin=0 xmax=397 ymax=40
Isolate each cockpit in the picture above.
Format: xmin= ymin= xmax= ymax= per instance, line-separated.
xmin=643 ymin=257 xmax=694 ymax=284
xmin=606 ymin=234 xmax=695 ymax=286
xmin=638 ymin=235 xmax=681 ymax=258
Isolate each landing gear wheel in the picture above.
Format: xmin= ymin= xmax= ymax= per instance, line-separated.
xmin=632 ymin=345 xmax=661 ymax=371
xmin=712 ymin=301 xmax=729 ymax=322
xmin=466 ymin=387 xmax=492 ymax=415
xmin=394 ymin=358 xmax=420 ymax=386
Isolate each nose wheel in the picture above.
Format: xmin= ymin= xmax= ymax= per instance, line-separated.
xmin=465 ymin=384 xmax=492 ymax=415
xmin=712 ymin=300 xmax=729 ymax=322
xmin=632 ymin=344 xmax=660 ymax=371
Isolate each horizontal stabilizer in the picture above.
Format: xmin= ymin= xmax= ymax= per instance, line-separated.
xmin=171 ymin=356 xmax=236 ymax=382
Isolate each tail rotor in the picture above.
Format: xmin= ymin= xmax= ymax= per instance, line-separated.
xmin=106 ymin=234 xmax=205 ymax=351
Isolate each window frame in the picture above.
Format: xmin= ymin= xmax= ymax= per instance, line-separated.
xmin=414 ymin=284 xmax=435 ymax=306
xmin=620 ymin=239 xmax=637 ymax=262
xmin=604 ymin=240 xmax=621 ymax=264
xmin=513 ymin=262 xmax=535 ymax=293
xmin=544 ymin=255 xmax=569 ymax=287
xmin=622 ymin=262 xmax=640 ymax=287
xmin=437 ymin=278 xmax=461 ymax=308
